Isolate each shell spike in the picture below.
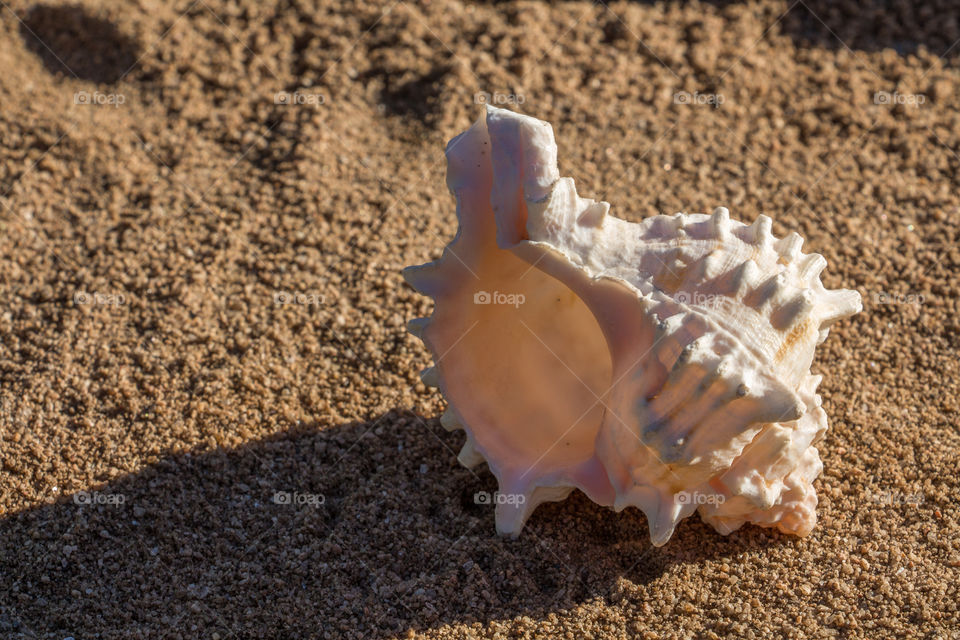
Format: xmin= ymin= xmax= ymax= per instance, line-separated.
xmin=742 ymin=214 xmax=774 ymax=252
xmin=775 ymin=232 xmax=804 ymax=262
xmin=726 ymin=258 xmax=763 ymax=298
xmin=440 ymin=407 xmax=461 ymax=431
xmin=403 ymin=263 xmax=445 ymax=296
xmin=649 ymin=493 xmax=698 ymax=547
xmin=817 ymin=289 xmax=863 ymax=328
xmin=419 ymin=366 xmax=440 ymax=387
xmin=493 ymin=484 xmax=576 ymax=537
xmin=798 ymin=253 xmax=827 ymax=282
xmin=457 ymin=434 xmax=485 ymax=468
xmin=709 ymin=206 xmax=731 ymax=239
xmin=407 ymin=317 xmax=430 ymax=339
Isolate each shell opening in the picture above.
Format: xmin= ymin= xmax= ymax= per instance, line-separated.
xmin=431 ymin=245 xmax=614 ymax=494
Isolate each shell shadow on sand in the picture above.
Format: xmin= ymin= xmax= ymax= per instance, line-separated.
xmin=0 ymin=410 xmax=791 ymax=638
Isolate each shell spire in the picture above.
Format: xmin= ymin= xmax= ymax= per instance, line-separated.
xmin=404 ymin=106 xmax=861 ymax=546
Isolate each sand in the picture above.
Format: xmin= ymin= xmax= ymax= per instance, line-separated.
xmin=0 ymin=0 xmax=958 ymax=638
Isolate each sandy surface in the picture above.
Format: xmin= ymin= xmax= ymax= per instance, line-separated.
xmin=0 ymin=0 xmax=958 ymax=638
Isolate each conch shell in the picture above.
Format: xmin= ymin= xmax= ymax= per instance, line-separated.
xmin=404 ymin=106 xmax=861 ymax=546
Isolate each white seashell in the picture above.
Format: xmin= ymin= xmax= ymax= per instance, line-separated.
xmin=404 ymin=106 xmax=861 ymax=546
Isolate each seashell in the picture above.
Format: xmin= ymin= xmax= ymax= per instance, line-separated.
xmin=404 ymin=106 xmax=861 ymax=546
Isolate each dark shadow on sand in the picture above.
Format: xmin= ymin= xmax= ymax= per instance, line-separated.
xmin=371 ymin=66 xmax=453 ymax=126
xmin=469 ymin=0 xmax=959 ymax=58
xmin=779 ymin=0 xmax=960 ymax=57
xmin=19 ymin=3 xmax=140 ymax=83
xmin=0 ymin=410 xmax=791 ymax=638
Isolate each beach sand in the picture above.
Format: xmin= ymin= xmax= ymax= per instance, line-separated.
xmin=0 ymin=0 xmax=958 ymax=637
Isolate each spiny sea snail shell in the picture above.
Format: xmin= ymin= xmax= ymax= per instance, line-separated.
xmin=403 ymin=106 xmax=862 ymax=546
